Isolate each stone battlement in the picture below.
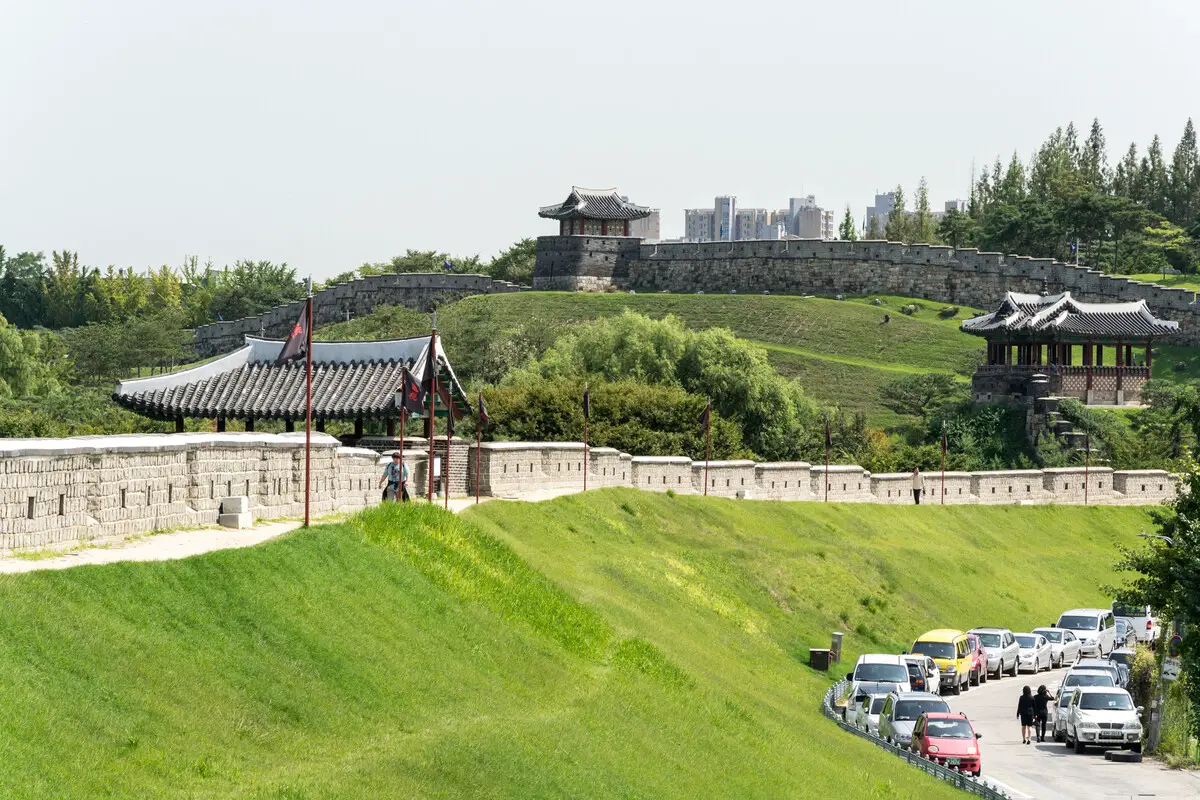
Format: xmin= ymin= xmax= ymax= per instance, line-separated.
xmin=193 ymin=273 xmax=526 ymax=357
xmin=532 ymin=237 xmax=1200 ymax=344
xmin=0 ymin=435 xmax=1176 ymax=553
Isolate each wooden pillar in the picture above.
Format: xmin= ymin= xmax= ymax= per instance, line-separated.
xmin=1116 ymin=341 xmax=1123 ymax=367
xmin=286 ymin=419 xmax=295 ymax=433
xmin=624 ymin=220 xmax=631 ymax=236
xmin=1006 ymin=342 xmax=1012 ymax=366
xmin=1096 ymin=344 xmax=1103 ymax=366
xmin=354 ymin=417 xmax=364 ymax=438
xmin=245 ymin=417 xmax=254 ymax=432
xmin=1146 ymin=342 xmax=1153 ymax=369
xmin=386 ymin=418 xmax=396 ymax=437
xmin=216 ymin=418 xmax=226 ymax=433
xmin=425 ymin=413 xmax=434 ymax=439
xmin=1126 ymin=343 xmax=1134 ymax=366
xmin=601 ymin=220 xmax=608 ymax=236
xmin=175 ymin=417 xmax=185 ymax=433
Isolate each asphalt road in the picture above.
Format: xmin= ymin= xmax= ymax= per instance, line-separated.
xmin=946 ymin=665 xmax=1200 ymax=799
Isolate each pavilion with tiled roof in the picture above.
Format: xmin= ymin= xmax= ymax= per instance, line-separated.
xmin=538 ymin=186 xmax=651 ymax=236
xmin=962 ymin=291 xmax=1178 ymax=406
xmin=113 ymin=336 xmax=469 ymax=439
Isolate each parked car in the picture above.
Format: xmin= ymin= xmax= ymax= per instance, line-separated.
xmin=911 ymin=712 xmax=982 ymax=777
xmin=910 ymin=629 xmax=971 ymax=694
xmin=1108 ymin=648 xmax=1136 ymax=688
xmin=878 ymin=692 xmax=951 ymax=747
xmin=853 ymin=692 xmax=888 ymax=735
xmin=1112 ymin=602 xmax=1159 ymax=647
xmin=1055 ymin=608 xmax=1117 ymax=657
xmin=845 ymin=654 xmax=912 ymax=724
xmin=965 ymin=634 xmax=988 ymax=686
xmin=902 ymin=655 xmax=941 ymax=695
xmin=1055 ymin=668 xmax=1117 ymax=699
xmin=1071 ymin=658 xmax=1123 ymax=688
xmin=1115 ymin=619 xmax=1138 ymax=649
xmin=1052 ymin=687 xmax=1076 ymax=742
xmin=1015 ymin=633 xmax=1053 ymax=673
xmin=1062 ymin=686 xmax=1143 ymax=754
xmin=967 ymin=627 xmax=1020 ymax=679
xmin=1032 ymin=626 xmax=1082 ymax=667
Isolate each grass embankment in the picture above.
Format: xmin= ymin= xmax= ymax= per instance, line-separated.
xmin=0 ymin=493 xmax=1151 ymax=797
xmin=319 ymin=292 xmax=983 ymax=426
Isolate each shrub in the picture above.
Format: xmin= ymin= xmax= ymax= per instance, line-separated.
xmin=900 ymin=304 xmax=918 ymax=316
xmin=937 ymin=306 xmax=959 ymax=319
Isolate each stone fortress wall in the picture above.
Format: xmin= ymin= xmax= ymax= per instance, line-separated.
xmin=0 ymin=434 xmax=1176 ymax=553
xmin=532 ymin=236 xmax=1200 ymax=345
xmin=193 ymin=273 xmax=526 ymax=357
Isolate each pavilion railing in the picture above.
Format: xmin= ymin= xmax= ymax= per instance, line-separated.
xmin=974 ymin=365 xmax=1151 ymax=378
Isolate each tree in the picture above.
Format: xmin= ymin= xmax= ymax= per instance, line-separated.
xmin=207 ymin=260 xmax=305 ymax=322
xmin=912 ymin=177 xmax=937 ymax=243
xmin=865 ymin=214 xmax=882 ymax=239
xmin=938 ymin=209 xmax=978 ymax=248
xmin=996 ymin=152 xmax=1027 ymax=206
xmin=884 ymin=185 xmax=909 ymax=241
xmin=0 ymin=250 xmax=47 ymax=329
xmin=1169 ymin=119 xmax=1200 ymax=225
xmin=1080 ymin=118 xmax=1110 ymax=192
xmin=487 ymin=238 xmax=536 ymax=284
xmin=1144 ymin=135 xmax=1170 ymax=216
xmin=879 ymin=373 xmax=964 ymax=423
xmin=838 ymin=207 xmax=857 ymax=241
xmin=1141 ymin=221 xmax=1194 ymax=275
xmin=1114 ymin=142 xmax=1142 ymax=201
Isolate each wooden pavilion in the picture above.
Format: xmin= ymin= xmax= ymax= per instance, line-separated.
xmin=538 ymin=186 xmax=652 ymax=236
xmin=961 ymin=291 xmax=1178 ymax=406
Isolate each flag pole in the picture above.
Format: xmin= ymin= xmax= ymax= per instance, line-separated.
xmin=476 ymin=393 xmax=482 ymax=505
xmin=445 ymin=408 xmax=451 ymax=510
xmin=703 ymin=399 xmax=711 ymax=497
xmin=399 ymin=405 xmax=406 ymax=500
xmin=303 ymin=280 xmax=313 ymax=528
xmin=427 ymin=317 xmax=437 ymax=503
xmin=940 ymin=423 xmax=946 ymax=506
xmin=824 ymin=417 xmax=830 ymax=503
xmin=1084 ymin=434 xmax=1090 ymax=504
xmin=582 ymin=383 xmax=588 ymax=493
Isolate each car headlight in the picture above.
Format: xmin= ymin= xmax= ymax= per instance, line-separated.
xmin=1077 ymin=722 xmax=1099 ymax=730
xmin=927 ymin=745 xmax=939 ymax=754
xmin=945 ymin=666 xmax=956 ymax=673
xmin=966 ymin=746 xmax=977 ymax=755
xmin=1125 ymin=722 xmax=1142 ymax=731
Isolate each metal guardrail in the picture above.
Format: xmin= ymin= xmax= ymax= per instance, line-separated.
xmin=822 ymin=680 xmax=1012 ymax=799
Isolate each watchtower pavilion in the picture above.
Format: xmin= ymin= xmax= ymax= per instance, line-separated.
xmin=537 ymin=186 xmax=651 ymax=237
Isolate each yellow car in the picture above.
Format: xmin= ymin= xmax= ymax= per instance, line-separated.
xmin=910 ymin=629 xmax=973 ymax=695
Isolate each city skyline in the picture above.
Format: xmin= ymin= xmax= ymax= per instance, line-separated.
xmin=4 ymin=2 xmax=1199 ymax=280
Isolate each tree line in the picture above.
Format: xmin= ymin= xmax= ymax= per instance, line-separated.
xmin=845 ymin=118 xmax=1200 ymax=275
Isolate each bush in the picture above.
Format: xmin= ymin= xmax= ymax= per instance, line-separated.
xmin=937 ymin=306 xmax=959 ymax=319
xmin=900 ymin=304 xmax=918 ymax=316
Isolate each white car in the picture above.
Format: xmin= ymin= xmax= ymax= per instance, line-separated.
xmin=1112 ymin=602 xmax=1159 ymax=646
xmin=854 ymin=692 xmax=888 ymax=735
xmin=877 ymin=692 xmax=951 ymax=747
xmin=1056 ymin=668 xmax=1117 ymax=700
xmin=1062 ymin=686 xmax=1143 ymax=754
xmin=1015 ymin=633 xmax=1052 ymax=672
xmin=967 ymin=627 xmax=1020 ymax=679
xmin=1070 ymin=659 xmax=1123 ymax=688
xmin=903 ymin=654 xmax=942 ymax=696
xmin=845 ymin=654 xmax=912 ymax=724
xmin=1052 ymin=688 xmax=1076 ymax=742
xmin=1056 ymin=608 xmax=1116 ymax=657
xmin=1033 ymin=627 xmax=1082 ymax=667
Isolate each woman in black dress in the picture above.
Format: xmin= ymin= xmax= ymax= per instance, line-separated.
xmin=1016 ymin=685 xmax=1036 ymax=744
xmin=1033 ymin=685 xmax=1052 ymax=743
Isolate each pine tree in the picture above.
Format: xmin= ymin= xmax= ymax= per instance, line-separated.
xmin=865 ymin=215 xmax=882 ymax=239
xmin=1113 ymin=142 xmax=1140 ymax=201
xmin=838 ymin=206 xmax=857 ymax=241
xmin=972 ymin=167 xmax=991 ymax=217
xmin=997 ymin=152 xmax=1026 ymax=205
xmin=1145 ymin=135 xmax=1169 ymax=215
xmin=913 ymin=177 xmax=936 ymax=243
xmin=1169 ymin=118 xmax=1199 ymax=224
xmin=1080 ymin=118 xmax=1109 ymax=191
xmin=884 ymin=185 xmax=909 ymax=242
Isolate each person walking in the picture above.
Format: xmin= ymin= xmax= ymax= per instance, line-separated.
xmin=911 ymin=467 xmax=924 ymax=505
xmin=378 ymin=452 xmax=408 ymax=502
xmin=1017 ymin=685 xmax=1036 ymax=744
xmin=1032 ymin=685 xmax=1051 ymax=743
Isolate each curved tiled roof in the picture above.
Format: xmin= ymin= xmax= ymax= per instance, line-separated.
xmin=113 ymin=336 xmax=469 ymax=420
xmin=538 ymin=187 xmax=651 ymax=221
xmin=961 ymin=291 xmax=1178 ymax=339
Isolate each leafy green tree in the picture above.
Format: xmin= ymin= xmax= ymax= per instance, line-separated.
xmin=1113 ymin=142 xmax=1143 ymax=201
xmin=1143 ymin=135 xmax=1170 ymax=216
xmin=865 ymin=214 xmax=882 ymax=239
xmin=207 ymin=260 xmax=305 ymax=322
xmin=0 ymin=249 xmax=47 ymax=329
xmin=1080 ymin=118 xmax=1110 ymax=191
xmin=996 ymin=153 xmax=1027 ymax=205
xmin=912 ymin=178 xmax=937 ymax=243
xmin=1141 ymin=221 xmax=1195 ymax=275
xmin=884 ymin=184 xmax=909 ymax=241
xmin=878 ymin=373 xmax=964 ymax=423
xmin=937 ymin=209 xmax=978 ymax=248
xmin=487 ymin=238 xmax=536 ymax=284
xmin=1169 ymin=118 xmax=1200 ymax=225
xmin=838 ymin=207 xmax=857 ymax=241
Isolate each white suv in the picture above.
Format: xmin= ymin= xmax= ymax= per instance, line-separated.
xmin=1062 ymin=686 xmax=1143 ymax=754
xmin=844 ymin=654 xmax=911 ymax=724
xmin=1055 ymin=608 xmax=1116 ymax=657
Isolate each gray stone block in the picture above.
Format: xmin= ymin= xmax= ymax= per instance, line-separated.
xmin=220 ymin=495 xmax=249 ymax=514
xmin=219 ymin=511 xmax=253 ymax=529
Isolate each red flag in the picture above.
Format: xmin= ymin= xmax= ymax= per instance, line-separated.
xmin=275 ymin=302 xmax=310 ymax=364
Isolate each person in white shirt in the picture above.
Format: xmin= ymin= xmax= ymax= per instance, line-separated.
xmin=911 ymin=467 xmax=924 ymax=505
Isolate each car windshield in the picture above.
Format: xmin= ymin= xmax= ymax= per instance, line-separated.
xmin=976 ymin=633 xmax=1001 ymax=647
xmin=911 ymin=641 xmax=955 ymax=659
xmin=1080 ymin=693 xmax=1134 ymax=711
xmin=924 ymin=718 xmax=975 ymax=739
xmin=1116 ymin=620 xmax=1129 ymax=632
xmin=870 ymin=697 xmax=887 ymax=714
xmin=1058 ymin=692 xmax=1074 ymax=707
xmin=1016 ymin=635 xmax=1037 ymax=648
xmin=1066 ymin=673 xmax=1115 ymax=688
xmin=895 ymin=700 xmax=949 ymax=721
xmin=1110 ymin=652 xmax=1134 ymax=666
xmin=856 ymin=664 xmax=908 ymax=683
xmin=1037 ymin=630 xmax=1063 ymax=642
xmin=1058 ymin=615 xmax=1099 ymax=631
xmin=1112 ymin=605 xmax=1145 ymax=618
xmin=906 ymin=664 xmax=923 ymax=678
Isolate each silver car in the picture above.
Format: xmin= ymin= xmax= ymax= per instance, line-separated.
xmin=1033 ymin=626 xmax=1082 ymax=667
xmin=968 ymin=627 xmax=1020 ymax=679
xmin=1016 ymin=633 xmax=1053 ymax=672
xmin=853 ymin=692 xmax=888 ymax=735
xmin=878 ymin=692 xmax=951 ymax=747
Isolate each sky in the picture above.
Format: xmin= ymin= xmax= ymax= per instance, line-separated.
xmin=3 ymin=0 xmax=1199 ymax=281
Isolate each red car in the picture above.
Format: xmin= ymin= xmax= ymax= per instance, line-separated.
xmin=910 ymin=712 xmax=982 ymax=776
xmin=965 ymin=634 xmax=988 ymax=686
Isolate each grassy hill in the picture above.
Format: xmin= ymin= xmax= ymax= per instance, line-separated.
xmin=318 ymin=292 xmax=987 ymax=427
xmin=0 ymin=494 xmax=1152 ymax=797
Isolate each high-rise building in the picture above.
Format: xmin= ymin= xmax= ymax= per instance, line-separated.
xmin=865 ymin=192 xmax=896 ymax=235
xmin=684 ymin=194 xmax=837 ymax=242
xmin=629 ymin=210 xmax=661 ymax=242
xmin=714 ymin=196 xmax=737 ymax=241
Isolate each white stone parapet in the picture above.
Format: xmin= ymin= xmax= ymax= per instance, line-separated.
xmin=0 ymin=435 xmax=1180 ymax=553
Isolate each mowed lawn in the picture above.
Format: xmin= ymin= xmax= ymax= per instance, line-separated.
xmin=319 ymin=292 xmax=984 ymax=425
xmin=0 ymin=495 xmax=1154 ymax=797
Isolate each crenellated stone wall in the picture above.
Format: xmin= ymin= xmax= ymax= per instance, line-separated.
xmin=193 ymin=273 xmax=526 ymax=357
xmin=533 ymin=237 xmax=1200 ymax=344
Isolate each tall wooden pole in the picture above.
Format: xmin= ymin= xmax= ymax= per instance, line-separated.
xmin=303 ymin=293 xmax=313 ymax=528
xmin=476 ymin=394 xmax=482 ymax=505
xmin=427 ymin=327 xmax=437 ymax=503
xmin=703 ymin=400 xmax=711 ymax=497
xmin=445 ymin=410 xmax=451 ymax=510
xmin=583 ymin=412 xmax=588 ymax=492
xmin=398 ymin=406 xmax=406 ymax=501
xmin=824 ymin=420 xmax=830 ymax=503
xmin=1085 ymin=435 xmax=1090 ymax=505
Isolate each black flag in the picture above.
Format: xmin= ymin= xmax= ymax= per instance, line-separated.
xmin=698 ymin=400 xmax=710 ymax=432
xmin=478 ymin=393 xmax=489 ymax=426
xmin=401 ymin=369 xmax=425 ymax=416
xmin=275 ymin=302 xmax=310 ymax=364
xmin=583 ymin=386 xmax=590 ymax=421
xmin=1085 ymin=434 xmax=1091 ymax=457
xmin=941 ymin=423 xmax=948 ymax=456
xmin=447 ymin=407 xmax=455 ymax=437
xmin=824 ymin=419 xmax=832 ymax=449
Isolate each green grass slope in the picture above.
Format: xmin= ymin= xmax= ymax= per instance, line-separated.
xmin=0 ymin=495 xmax=1152 ymax=797
xmin=318 ymin=292 xmax=983 ymax=425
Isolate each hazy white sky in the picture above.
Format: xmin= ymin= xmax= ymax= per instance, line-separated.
xmin=3 ymin=0 xmax=1198 ymax=279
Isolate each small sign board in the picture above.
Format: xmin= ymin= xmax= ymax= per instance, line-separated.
xmin=1168 ymin=634 xmax=1183 ymax=659
xmin=1162 ymin=656 xmax=1182 ymax=683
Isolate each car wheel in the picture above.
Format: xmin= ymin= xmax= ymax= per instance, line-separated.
xmin=1054 ymin=728 xmax=1064 ymax=743
xmin=952 ymin=679 xmax=961 ymax=696
xmin=1074 ymin=736 xmax=1086 ymax=754
xmin=962 ymin=675 xmax=970 ymax=693
xmin=1008 ymin=658 xmax=1019 ymax=677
